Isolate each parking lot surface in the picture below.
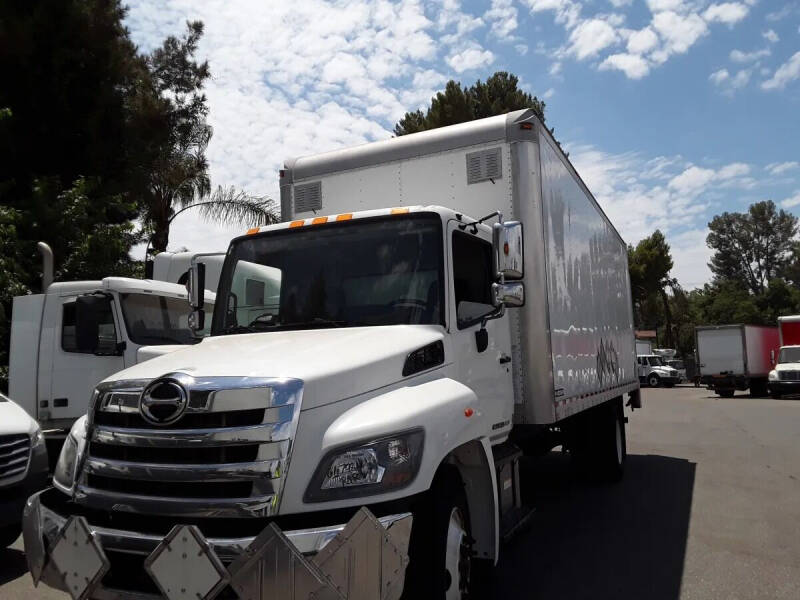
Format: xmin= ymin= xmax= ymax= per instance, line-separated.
xmin=2 ymin=385 xmax=799 ymax=599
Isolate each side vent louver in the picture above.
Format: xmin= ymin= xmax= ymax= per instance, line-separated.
xmin=294 ymin=181 xmax=322 ymax=213
xmin=466 ymin=147 xmax=502 ymax=184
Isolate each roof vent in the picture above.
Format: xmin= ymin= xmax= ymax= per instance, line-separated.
xmin=294 ymin=181 xmax=322 ymax=213
xmin=466 ymin=147 xmax=502 ymax=184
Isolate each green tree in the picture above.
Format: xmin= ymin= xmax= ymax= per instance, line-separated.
xmin=707 ymin=200 xmax=798 ymax=295
xmin=393 ymin=72 xmax=547 ymax=136
xmin=628 ymin=231 xmax=677 ymax=347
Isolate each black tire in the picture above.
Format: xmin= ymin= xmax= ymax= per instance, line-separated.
xmin=718 ymin=389 xmax=735 ymax=398
xmin=0 ymin=523 xmax=21 ymax=548
xmin=647 ymin=374 xmax=661 ymax=388
xmin=567 ymin=398 xmax=626 ymax=482
xmin=402 ymin=468 xmax=471 ymax=600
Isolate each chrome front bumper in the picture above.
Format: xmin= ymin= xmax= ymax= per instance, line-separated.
xmin=24 ymin=489 xmax=412 ymax=599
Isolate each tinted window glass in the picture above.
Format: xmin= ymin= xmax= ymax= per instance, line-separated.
xmin=452 ymin=231 xmax=494 ymax=329
xmin=120 ymin=293 xmax=210 ymax=345
xmin=61 ymin=300 xmax=117 ymax=353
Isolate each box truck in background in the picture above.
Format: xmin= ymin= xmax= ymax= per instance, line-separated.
xmin=696 ymin=324 xmax=779 ymax=397
xmin=25 ymin=110 xmax=640 ymax=599
xmin=767 ymin=316 xmax=800 ymax=398
xmin=636 ymin=339 xmax=653 ymax=355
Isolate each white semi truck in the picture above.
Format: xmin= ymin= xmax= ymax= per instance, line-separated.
xmin=24 ymin=110 xmax=640 ymax=599
xmin=9 ymin=254 xmax=218 ymax=433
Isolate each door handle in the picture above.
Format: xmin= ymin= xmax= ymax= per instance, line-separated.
xmin=499 ymin=354 xmax=511 ymax=364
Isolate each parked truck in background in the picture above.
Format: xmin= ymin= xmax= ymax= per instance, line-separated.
xmin=9 ymin=251 xmax=219 ymax=436
xmin=637 ymin=354 xmax=681 ymax=387
xmin=696 ymin=324 xmax=779 ymax=398
xmin=24 ymin=110 xmax=640 ymax=599
xmin=767 ymin=315 xmax=800 ymax=398
xmin=635 ymin=339 xmax=653 ymax=355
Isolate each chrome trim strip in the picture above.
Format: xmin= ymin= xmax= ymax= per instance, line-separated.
xmin=84 ymin=457 xmax=282 ymax=481
xmin=92 ymin=421 xmax=294 ymax=447
xmin=74 ymin=486 xmax=278 ymax=518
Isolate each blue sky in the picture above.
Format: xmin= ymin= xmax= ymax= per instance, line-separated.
xmin=126 ymin=0 xmax=800 ymax=288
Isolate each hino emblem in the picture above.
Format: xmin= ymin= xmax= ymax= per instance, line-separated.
xmin=140 ymin=379 xmax=188 ymax=426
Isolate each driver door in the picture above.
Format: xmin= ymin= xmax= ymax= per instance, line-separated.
xmin=447 ymin=220 xmax=514 ymax=433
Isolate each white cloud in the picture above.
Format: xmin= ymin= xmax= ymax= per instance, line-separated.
xmin=521 ymin=0 xmax=582 ymax=28
xmin=717 ymin=163 xmax=750 ymax=179
xmin=627 ymin=27 xmax=659 ymax=54
xmin=762 ymin=51 xmax=800 ymax=90
xmin=703 ymin=3 xmax=750 ymax=25
xmin=609 ymin=0 xmax=633 ymax=7
xmin=543 ymin=87 xmax=556 ymax=98
xmin=652 ymin=11 xmax=708 ymax=58
xmin=709 ymin=68 xmax=730 ymax=84
xmin=446 ymin=45 xmax=495 ymax=72
xmin=646 ymin=0 xmax=688 ymax=12
xmin=669 ymin=166 xmax=717 ymax=195
xmin=568 ymin=18 xmax=621 ymax=59
xmin=730 ymin=48 xmax=770 ymax=63
xmin=515 ymin=43 xmax=529 ymax=55
xmin=781 ymin=191 xmax=800 ymax=209
xmin=670 ymin=229 xmax=714 ymax=289
xmin=600 ymin=53 xmax=651 ymax=79
xmin=763 ymin=29 xmax=779 ymax=43
xmin=767 ymin=162 xmax=800 ymax=175
xmin=485 ymin=0 xmax=518 ymax=38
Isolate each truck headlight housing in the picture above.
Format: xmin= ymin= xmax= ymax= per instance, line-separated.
xmin=304 ymin=429 xmax=424 ymax=503
xmin=768 ymin=370 xmax=779 ymax=381
xmin=53 ymin=415 xmax=88 ymax=494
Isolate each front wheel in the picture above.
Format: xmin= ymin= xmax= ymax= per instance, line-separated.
xmin=403 ymin=469 xmax=471 ymax=600
xmin=717 ymin=389 xmax=735 ymax=398
xmin=648 ymin=374 xmax=661 ymax=387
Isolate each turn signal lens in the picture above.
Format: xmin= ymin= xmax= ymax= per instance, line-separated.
xmin=336 ymin=213 xmax=353 ymax=221
xmin=391 ymin=207 xmax=409 ymax=214
xmin=312 ymin=216 xmax=328 ymax=225
xmin=246 ymin=227 xmax=260 ymax=235
xmin=289 ymin=220 xmax=304 ymax=228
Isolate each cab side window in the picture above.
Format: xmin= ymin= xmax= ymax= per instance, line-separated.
xmin=452 ymin=231 xmax=495 ymax=329
xmin=61 ymin=300 xmax=118 ymax=354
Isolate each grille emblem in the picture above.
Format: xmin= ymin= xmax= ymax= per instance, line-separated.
xmin=140 ymin=380 xmax=188 ymax=426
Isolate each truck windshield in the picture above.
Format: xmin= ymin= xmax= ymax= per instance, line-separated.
xmin=648 ymin=356 xmax=664 ymax=366
xmin=778 ymin=347 xmax=800 ymax=363
xmin=120 ymin=293 xmax=208 ymax=345
xmin=212 ymin=214 xmax=444 ymax=335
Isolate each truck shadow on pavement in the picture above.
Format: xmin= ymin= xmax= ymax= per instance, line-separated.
xmin=0 ymin=544 xmax=28 ymax=586
xmin=474 ymin=452 xmax=696 ymax=600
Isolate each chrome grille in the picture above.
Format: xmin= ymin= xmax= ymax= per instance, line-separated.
xmin=78 ymin=374 xmax=303 ymax=518
xmin=0 ymin=433 xmax=31 ymax=484
xmin=779 ymin=370 xmax=800 ymax=381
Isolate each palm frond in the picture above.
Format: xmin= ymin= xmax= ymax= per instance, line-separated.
xmin=193 ymin=185 xmax=279 ymax=228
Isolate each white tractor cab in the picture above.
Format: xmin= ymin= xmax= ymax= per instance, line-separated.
xmin=9 ymin=277 xmax=216 ymax=434
xmin=653 ymin=348 xmax=685 ymax=382
xmin=24 ymin=110 xmax=640 ymax=600
xmin=768 ymin=345 xmax=800 ymax=399
xmin=637 ymin=354 xmax=680 ymax=387
xmin=152 ymin=251 xmax=225 ymax=287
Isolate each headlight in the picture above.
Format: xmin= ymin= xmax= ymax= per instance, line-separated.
xmin=28 ymin=420 xmax=45 ymax=449
xmin=53 ymin=415 xmax=88 ymax=494
xmin=768 ymin=370 xmax=779 ymax=381
xmin=304 ymin=429 xmax=424 ymax=503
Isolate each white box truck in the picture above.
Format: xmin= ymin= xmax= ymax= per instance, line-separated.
xmin=696 ymin=324 xmax=779 ymax=398
xmin=24 ymin=110 xmax=640 ymax=599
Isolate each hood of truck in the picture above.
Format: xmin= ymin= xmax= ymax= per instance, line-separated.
xmin=0 ymin=394 xmax=35 ymax=435
xmin=775 ymin=363 xmax=800 ymax=371
xmin=136 ymin=344 xmax=191 ymax=363
xmin=101 ymin=325 xmax=446 ymax=410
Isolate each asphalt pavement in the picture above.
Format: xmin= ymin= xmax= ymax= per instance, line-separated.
xmin=2 ymin=385 xmax=799 ymax=599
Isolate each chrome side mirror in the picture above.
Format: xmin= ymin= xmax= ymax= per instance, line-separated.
xmin=493 ymin=281 xmax=524 ymax=308
xmin=493 ymin=221 xmax=524 ymax=280
xmin=187 ymin=262 xmax=206 ymax=331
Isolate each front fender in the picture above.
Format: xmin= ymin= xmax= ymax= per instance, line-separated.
xmin=321 ymin=378 xmax=487 ymax=492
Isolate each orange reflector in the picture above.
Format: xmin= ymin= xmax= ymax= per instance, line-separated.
xmin=289 ymin=220 xmax=304 ymax=228
xmin=336 ymin=213 xmax=353 ymax=221
xmin=520 ymin=122 xmax=533 ymax=130
xmin=391 ymin=208 xmax=409 ymax=214
xmin=312 ymin=216 xmax=328 ymax=225
xmin=504 ymin=242 xmax=509 ymax=255
xmin=246 ymin=227 xmax=260 ymax=235
xmin=464 ymin=408 xmax=474 ymax=418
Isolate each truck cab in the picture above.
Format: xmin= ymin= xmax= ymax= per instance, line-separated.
xmin=767 ymin=345 xmax=800 ymax=399
xmin=9 ymin=277 xmax=215 ymax=431
xmin=637 ymin=354 xmax=680 ymax=387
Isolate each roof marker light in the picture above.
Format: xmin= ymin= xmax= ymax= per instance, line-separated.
xmin=246 ymin=227 xmax=260 ymax=235
xmin=312 ymin=216 xmax=328 ymax=225
xmin=289 ymin=220 xmax=304 ymax=228
xmin=391 ymin=208 xmax=409 ymax=215
xmin=520 ymin=122 xmax=533 ymax=130
xmin=336 ymin=213 xmax=353 ymax=221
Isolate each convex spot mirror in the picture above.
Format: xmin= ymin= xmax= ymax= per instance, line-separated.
xmin=493 ymin=281 xmax=524 ymax=308
xmin=493 ymin=221 xmax=524 ymax=280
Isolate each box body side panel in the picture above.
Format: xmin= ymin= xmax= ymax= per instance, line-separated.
xmin=697 ymin=327 xmax=746 ymax=376
xmin=538 ymin=133 xmax=637 ymax=421
xmin=744 ymin=325 xmax=779 ymax=376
